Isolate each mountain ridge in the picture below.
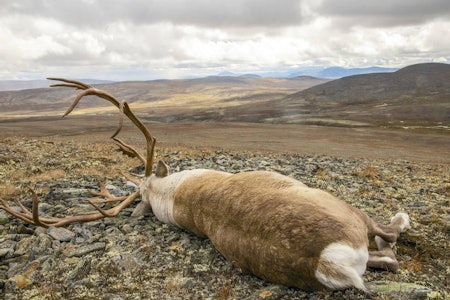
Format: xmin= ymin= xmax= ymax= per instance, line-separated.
xmin=0 ymin=76 xmax=327 ymax=120
xmin=177 ymin=63 xmax=450 ymax=129
xmin=0 ymin=65 xmax=401 ymax=91
xmin=0 ymin=63 xmax=448 ymax=131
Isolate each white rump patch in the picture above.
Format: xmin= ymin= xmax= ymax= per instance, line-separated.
xmin=315 ymin=243 xmax=369 ymax=291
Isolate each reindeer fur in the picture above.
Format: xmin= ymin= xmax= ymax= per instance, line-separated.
xmin=134 ymin=161 xmax=410 ymax=291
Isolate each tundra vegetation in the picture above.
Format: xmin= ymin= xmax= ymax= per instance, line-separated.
xmin=0 ymin=75 xmax=449 ymax=299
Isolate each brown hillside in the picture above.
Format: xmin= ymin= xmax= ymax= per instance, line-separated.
xmin=1 ymin=64 xmax=448 ymax=131
xmin=0 ymin=76 xmax=327 ymax=121
xmin=221 ymin=63 xmax=449 ymax=128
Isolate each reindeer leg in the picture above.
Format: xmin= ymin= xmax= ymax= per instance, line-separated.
xmin=367 ymin=212 xmax=410 ymax=243
xmin=366 ymin=212 xmax=411 ymax=272
xmin=367 ymin=236 xmax=399 ymax=272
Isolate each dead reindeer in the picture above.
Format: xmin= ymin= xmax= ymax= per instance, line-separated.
xmin=0 ymin=78 xmax=410 ymax=292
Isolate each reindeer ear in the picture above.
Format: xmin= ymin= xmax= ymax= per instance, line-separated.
xmin=155 ymin=160 xmax=169 ymax=177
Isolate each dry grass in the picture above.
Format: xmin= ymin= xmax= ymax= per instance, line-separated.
xmin=31 ymin=169 xmax=66 ymax=182
xmin=2 ymin=120 xmax=448 ymax=163
xmin=215 ymin=281 xmax=235 ymax=300
xmin=352 ymin=166 xmax=379 ymax=180
xmin=0 ymin=183 xmax=16 ymax=198
xmin=1 ymin=135 xmax=449 ymax=299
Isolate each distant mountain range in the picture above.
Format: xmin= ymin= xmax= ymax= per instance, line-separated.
xmin=311 ymin=66 xmax=398 ymax=78
xmin=214 ymin=63 xmax=449 ymax=128
xmin=216 ymin=66 xmax=398 ymax=79
xmin=0 ymin=66 xmax=399 ymax=91
xmin=0 ymin=79 xmax=114 ymax=92
xmin=0 ymin=63 xmax=448 ymax=131
xmin=0 ymin=76 xmax=327 ymax=120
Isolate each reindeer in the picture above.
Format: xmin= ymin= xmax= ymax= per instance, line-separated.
xmin=0 ymin=78 xmax=410 ymax=292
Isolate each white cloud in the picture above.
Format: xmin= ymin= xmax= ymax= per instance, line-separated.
xmin=0 ymin=16 xmax=70 ymax=61
xmin=0 ymin=0 xmax=449 ymax=80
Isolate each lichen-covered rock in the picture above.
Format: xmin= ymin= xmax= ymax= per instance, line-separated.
xmin=1 ymin=137 xmax=449 ymax=299
xmin=66 ymin=242 xmax=106 ymax=257
xmin=47 ymin=226 xmax=75 ymax=242
xmin=367 ymin=281 xmax=433 ymax=299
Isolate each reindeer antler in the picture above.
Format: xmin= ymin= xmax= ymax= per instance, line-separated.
xmin=48 ymin=78 xmax=156 ymax=176
xmin=0 ymin=190 xmax=141 ymax=228
xmin=0 ymin=79 xmax=156 ymax=227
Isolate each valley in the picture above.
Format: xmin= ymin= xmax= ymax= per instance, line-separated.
xmin=0 ymin=63 xmax=449 ymax=162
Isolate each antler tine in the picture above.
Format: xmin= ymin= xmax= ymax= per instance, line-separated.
xmin=47 ymin=77 xmax=92 ymax=89
xmin=50 ymin=190 xmax=141 ymax=227
xmin=111 ymin=100 xmax=126 ymax=139
xmin=0 ymin=192 xmax=54 ymax=227
xmin=0 ymin=78 xmax=155 ymax=228
xmin=30 ymin=190 xmax=49 ymax=227
xmin=121 ymin=101 xmax=156 ymax=176
xmin=0 ymin=198 xmax=35 ymax=226
xmin=0 ymin=190 xmax=141 ymax=228
xmin=113 ymin=137 xmax=146 ymax=165
xmin=48 ymin=78 xmax=156 ymax=176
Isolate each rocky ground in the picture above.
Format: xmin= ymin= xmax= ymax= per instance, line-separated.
xmin=0 ymin=137 xmax=449 ymax=299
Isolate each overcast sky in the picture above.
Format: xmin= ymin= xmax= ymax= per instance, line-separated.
xmin=1 ymin=0 xmax=450 ymax=80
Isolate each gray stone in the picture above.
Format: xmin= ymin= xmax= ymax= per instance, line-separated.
xmin=34 ymin=226 xmax=47 ymax=235
xmin=14 ymin=236 xmax=36 ymax=256
xmin=31 ymin=234 xmax=53 ymax=256
xmin=67 ymin=242 xmax=106 ymax=257
xmin=68 ymin=258 xmax=91 ymax=281
xmin=121 ymin=224 xmax=133 ymax=234
xmin=367 ymin=281 xmax=433 ymax=299
xmin=0 ymin=211 xmax=10 ymax=225
xmin=47 ymin=226 xmax=75 ymax=242
xmin=0 ymin=248 xmax=11 ymax=257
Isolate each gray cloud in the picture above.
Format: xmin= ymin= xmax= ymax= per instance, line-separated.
xmin=317 ymin=0 xmax=450 ymax=27
xmin=2 ymin=0 xmax=306 ymax=28
xmin=0 ymin=0 xmax=449 ymax=80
